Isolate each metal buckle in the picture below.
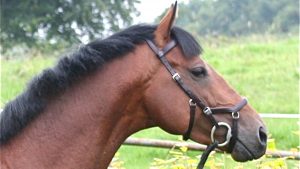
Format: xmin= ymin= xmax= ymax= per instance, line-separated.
xmin=232 ymin=112 xmax=240 ymax=119
xmin=203 ymin=107 xmax=212 ymax=115
xmin=158 ymin=50 xmax=164 ymax=57
xmin=211 ymin=122 xmax=232 ymax=147
xmin=189 ymin=99 xmax=196 ymax=107
xmin=172 ymin=73 xmax=181 ymax=81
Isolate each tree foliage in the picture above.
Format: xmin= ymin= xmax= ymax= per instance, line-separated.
xmin=173 ymin=0 xmax=299 ymax=36
xmin=1 ymin=0 xmax=139 ymax=50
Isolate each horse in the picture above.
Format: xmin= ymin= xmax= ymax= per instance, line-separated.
xmin=0 ymin=2 xmax=267 ymax=169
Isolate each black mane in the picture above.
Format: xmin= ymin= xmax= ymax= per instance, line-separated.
xmin=0 ymin=24 xmax=202 ymax=144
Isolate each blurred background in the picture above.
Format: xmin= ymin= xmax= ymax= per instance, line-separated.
xmin=1 ymin=0 xmax=299 ymax=168
xmin=1 ymin=0 xmax=298 ymax=54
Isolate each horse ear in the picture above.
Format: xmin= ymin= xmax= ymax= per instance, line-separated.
xmin=155 ymin=1 xmax=178 ymax=47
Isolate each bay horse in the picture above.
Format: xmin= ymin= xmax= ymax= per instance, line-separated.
xmin=0 ymin=2 xmax=267 ymax=169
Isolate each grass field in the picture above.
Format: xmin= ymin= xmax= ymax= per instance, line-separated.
xmin=1 ymin=36 xmax=299 ymax=168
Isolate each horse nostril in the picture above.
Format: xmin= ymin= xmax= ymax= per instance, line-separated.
xmin=258 ymin=127 xmax=267 ymax=145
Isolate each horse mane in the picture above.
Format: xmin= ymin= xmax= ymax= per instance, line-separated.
xmin=0 ymin=24 xmax=202 ymax=144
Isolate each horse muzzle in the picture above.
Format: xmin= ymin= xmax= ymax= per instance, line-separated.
xmin=231 ymin=125 xmax=267 ymax=162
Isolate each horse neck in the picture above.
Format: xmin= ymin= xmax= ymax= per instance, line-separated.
xmin=1 ymin=44 xmax=157 ymax=169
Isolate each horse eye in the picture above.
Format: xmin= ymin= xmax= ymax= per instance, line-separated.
xmin=190 ymin=67 xmax=207 ymax=78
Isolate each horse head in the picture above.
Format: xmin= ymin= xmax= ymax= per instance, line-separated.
xmin=142 ymin=2 xmax=267 ymax=162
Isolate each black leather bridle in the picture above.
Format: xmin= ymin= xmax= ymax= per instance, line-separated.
xmin=145 ymin=39 xmax=248 ymax=169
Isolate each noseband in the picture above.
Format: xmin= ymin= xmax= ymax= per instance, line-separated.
xmin=145 ymin=39 xmax=248 ymax=169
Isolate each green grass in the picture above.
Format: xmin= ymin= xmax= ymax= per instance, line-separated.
xmin=201 ymin=36 xmax=299 ymax=114
xmin=118 ymin=145 xmax=299 ymax=169
xmin=1 ymin=36 xmax=299 ymax=168
xmin=1 ymin=56 xmax=56 ymax=107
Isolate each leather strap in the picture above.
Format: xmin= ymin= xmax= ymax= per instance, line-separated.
xmin=228 ymin=118 xmax=238 ymax=152
xmin=210 ymin=99 xmax=248 ymax=114
xmin=145 ymin=39 xmax=176 ymax=58
xmin=197 ymin=141 xmax=219 ymax=169
xmin=145 ymin=39 xmax=177 ymax=76
xmin=183 ymin=102 xmax=196 ymax=141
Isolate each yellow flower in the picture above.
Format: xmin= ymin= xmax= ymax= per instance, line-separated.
xmin=179 ymin=146 xmax=188 ymax=152
xmin=267 ymin=139 xmax=277 ymax=151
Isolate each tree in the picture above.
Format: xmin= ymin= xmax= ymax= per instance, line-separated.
xmin=167 ymin=0 xmax=299 ymax=37
xmin=0 ymin=0 xmax=139 ymax=50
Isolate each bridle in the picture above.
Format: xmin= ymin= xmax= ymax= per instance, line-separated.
xmin=145 ymin=39 xmax=248 ymax=169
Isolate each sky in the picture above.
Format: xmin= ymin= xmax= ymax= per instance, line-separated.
xmin=133 ymin=0 xmax=189 ymax=24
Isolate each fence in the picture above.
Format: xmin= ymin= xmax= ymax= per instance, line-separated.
xmin=123 ymin=137 xmax=300 ymax=160
xmin=122 ymin=114 xmax=299 ymax=160
xmin=259 ymin=113 xmax=299 ymax=119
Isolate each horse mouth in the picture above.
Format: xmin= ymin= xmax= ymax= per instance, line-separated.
xmin=230 ymin=138 xmax=265 ymax=162
xmin=231 ymin=141 xmax=254 ymax=162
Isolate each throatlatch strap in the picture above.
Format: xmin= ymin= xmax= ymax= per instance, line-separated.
xmin=197 ymin=141 xmax=219 ymax=169
xmin=183 ymin=103 xmax=196 ymax=140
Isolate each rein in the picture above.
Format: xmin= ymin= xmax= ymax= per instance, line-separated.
xmin=145 ymin=39 xmax=248 ymax=169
